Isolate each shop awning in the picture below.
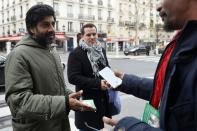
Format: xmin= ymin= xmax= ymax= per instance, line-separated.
xmin=9 ymin=36 xmax=23 ymax=42
xmin=55 ymin=34 xmax=66 ymax=41
xmin=0 ymin=37 xmax=9 ymax=42
xmin=0 ymin=32 xmax=66 ymax=42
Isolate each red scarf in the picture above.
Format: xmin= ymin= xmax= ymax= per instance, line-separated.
xmin=151 ymin=31 xmax=181 ymax=109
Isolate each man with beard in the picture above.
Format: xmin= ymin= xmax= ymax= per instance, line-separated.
xmin=103 ymin=0 xmax=197 ymax=130
xmin=5 ymin=4 xmax=95 ymax=131
xmin=67 ymin=23 xmax=111 ymax=130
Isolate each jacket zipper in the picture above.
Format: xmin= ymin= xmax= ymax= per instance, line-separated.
xmin=50 ymin=51 xmax=63 ymax=94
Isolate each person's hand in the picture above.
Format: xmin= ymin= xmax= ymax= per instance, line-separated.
xmin=103 ymin=116 xmax=118 ymax=126
xmin=113 ymin=70 xmax=124 ymax=79
xmin=101 ymin=80 xmax=111 ymax=90
xmin=69 ymin=90 xmax=96 ymax=112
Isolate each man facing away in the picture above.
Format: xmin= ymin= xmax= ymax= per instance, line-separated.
xmin=103 ymin=0 xmax=197 ymax=130
xmin=5 ymin=4 xmax=95 ymax=131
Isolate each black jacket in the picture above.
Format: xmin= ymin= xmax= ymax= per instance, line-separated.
xmin=115 ymin=21 xmax=197 ymax=131
xmin=67 ymin=47 xmax=111 ymax=130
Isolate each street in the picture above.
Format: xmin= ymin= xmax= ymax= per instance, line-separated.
xmin=0 ymin=52 xmax=160 ymax=131
xmin=63 ymin=52 xmax=159 ymax=129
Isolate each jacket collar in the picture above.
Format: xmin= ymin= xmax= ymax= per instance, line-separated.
xmin=173 ymin=20 xmax=197 ymax=62
xmin=15 ymin=35 xmax=50 ymax=50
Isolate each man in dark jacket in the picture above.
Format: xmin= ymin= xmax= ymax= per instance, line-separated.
xmin=5 ymin=4 xmax=95 ymax=131
xmin=103 ymin=0 xmax=197 ymax=130
xmin=67 ymin=23 xmax=111 ymax=130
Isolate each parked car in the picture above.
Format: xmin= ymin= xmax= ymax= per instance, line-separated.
xmin=0 ymin=55 xmax=6 ymax=92
xmin=158 ymin=46 xmax=165 ymax=54
xmin=124 ymin=45 xmax=148 ymax=56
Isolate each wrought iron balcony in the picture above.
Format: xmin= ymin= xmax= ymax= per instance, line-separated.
xmin=67 ymin=13 xmax=73 ymax=18
xmin=107 ymin=17 xmax=114 ymax=23
xmin=98 ymin=0 xmax=103 ymax=6
xmin=11 ymin=16 xmax=16 ymax=21
xmin=125 ymin=21 xmax=136 ymax=28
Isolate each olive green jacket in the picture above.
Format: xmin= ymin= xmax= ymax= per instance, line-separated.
xmin=5 ymin=35 xmax=73 ymax=131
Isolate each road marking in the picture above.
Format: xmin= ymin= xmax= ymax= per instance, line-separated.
xmin=0 ymin=106 xmax=10 ymax=118
xmin=0 ymin=94 xmax=5 ymax=102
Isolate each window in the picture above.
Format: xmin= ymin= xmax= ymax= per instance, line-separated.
xmin=88 ymin=7 xmax=92 ymax=16
xmin=80 ymin=5 xmax=84 ymax=14
xmin=54 ymin=3 xmax=59 ymax=12
xmin=54 ymin=3 xmax=59 ymax=16
xmin=7 ymin=11 xmax=9 ymax=22
xmin=98 ymin=9 xmax=102 ymax=20
xmin=13 ymin=8 xmax=15 ymax=16
xmin=67 ymin=5 xmax=73 ymax=17
xmin=88 ymin=0 xmax=92 ymax=4
xmin=98 ymin=0 xmax=103 ymax=5
xmin=37 ymin=2 xmax=43 ymax=4
xmin=56 ymin=21 xmax=59 ymax=31
xmin=80 ymin=22 xmax=84 ymax=30
xmin=119 ymin=3 xmax=122 ymax=9
xmin=68 ymin=22 xmax=73 ymax=32
xmin=20 ymin=6 xmax=23 ymax=18
xmin=108 ymin=11 xmax=111 ymax=18
xmin=2 ymin=13 xmax=4 ymax=23
xmin=26 ymin=4 xmax=29 ymax=13
xmin=98 ymin=24 xmax=102 ymax=32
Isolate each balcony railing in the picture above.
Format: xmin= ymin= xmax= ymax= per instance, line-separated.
xmin=78 ymin=14 xmax=95 ymax=21
xmin=119 ymin=21 xmax=124 ymax=26
xmin=55 ymin=11 xmax=60 ymax=16
xmin=98 ymin=17 xmax=102 ymax=20
xmin=87 ymin=15 xmax=95 ymax=20
xmin=11 ymin=16 xmax=16 ymax=21
xmin=139 ymin=23 xmax=146 ymax=29
xmin=78 ymin=14 xmax=85 ymax=19
xmin=68 ymin=29 xmax=74 ymax=33
xmin=125 ymin=21 xmax=136 ymax=28
xmin=155 ymin=24 xmax=163 ymax=29
xmin=107 ymin=17 xmax=114 ymax=23
xmin=98 ymin=0 xmax=103 ymax=6
xmin=67 ymin=13 xmax=73 ymax=18
xmin=88 ymin=0 xmax=92 ymax=4
xmin=108 ymin=4 xmax=112 ymax=8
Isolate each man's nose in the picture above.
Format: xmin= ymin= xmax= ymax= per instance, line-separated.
xmin=90 ymin=34 xmax=95 ymax=38
xmin=48 ymin=24 xmax=55 ymax=32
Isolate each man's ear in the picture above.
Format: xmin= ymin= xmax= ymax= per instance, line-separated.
xmin=29 ymin=28 xmax=35 ymax=35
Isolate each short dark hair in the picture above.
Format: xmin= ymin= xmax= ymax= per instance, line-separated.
xmin=80 ymin=23 xmax=97 ymax=35
xmin=25 ymin=4 xmax=56 ymax=35
xmin=77 ymin=33 xmax=82 ymax=44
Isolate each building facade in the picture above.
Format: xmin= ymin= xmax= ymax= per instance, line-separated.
xmin=0 ymin=0 xmax=173 ymax=54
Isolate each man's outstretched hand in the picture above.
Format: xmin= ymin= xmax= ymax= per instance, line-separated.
xmin=69 ymin=90 xmax=96 ymax=112
xmin=103 ymin=116 xmax=118 ymax=126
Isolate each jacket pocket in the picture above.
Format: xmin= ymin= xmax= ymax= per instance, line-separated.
xmin=12 ymin=118 xmax=39 ymax=131
xmin=169 ymin=101 xmax=195 ymax=131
